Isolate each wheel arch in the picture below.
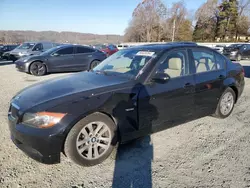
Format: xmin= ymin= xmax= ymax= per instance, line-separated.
xmin=61 ymin=111 xmax=120 ymax=155
xmin=29 ymin=60 xmax=48 ymax=73
xmin=89 ymin=59 xmax=101 ymax=70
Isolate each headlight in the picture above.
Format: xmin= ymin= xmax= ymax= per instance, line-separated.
xmin=22 ymin=112 xmax=66 ymax=128
xmin=23 ymin=58 xmax=29 ymax=62
xmin=19 ymin=52 xmax=29 ymax=56
xmin=231 ymin=51 xmax=238 ymax=55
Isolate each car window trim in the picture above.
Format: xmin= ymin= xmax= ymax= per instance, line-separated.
xmin=144 ymin=48 xmax=190 ymax=84
xmin=189 ymin=47 xmax=225 ymax=74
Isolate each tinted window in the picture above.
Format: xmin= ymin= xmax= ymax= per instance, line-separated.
xmin=192 ymin=50 xmax=217 ymax=73
xmin=43 ymin=43 xmax=53 ymax=50
xmin=157 ymin=51 xmax=188 ymax=78
xmin=56 ymin=47 xmax=74 ymax=55
xmin=76 ymin=47 xmax=95 ymax=53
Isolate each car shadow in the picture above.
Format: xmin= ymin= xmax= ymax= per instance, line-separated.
xmin=111 ymin=83 xmax=158 ymax=188
xmin=243 ymin=66 xmax=250 ymax=78
xmin=0 ymin=60 xmax=14 ymax=66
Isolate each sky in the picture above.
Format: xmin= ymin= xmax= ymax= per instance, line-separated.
xmin=0 ymin=0 xmax=206 ymax=35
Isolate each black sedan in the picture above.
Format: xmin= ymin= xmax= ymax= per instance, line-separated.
xmin=15 ymin=44 xmax=107 ymax=76
xmin=8 ymin=43 xmax=245 ymax=166
xmin=0 ymin=44 xmax=19 ymax=60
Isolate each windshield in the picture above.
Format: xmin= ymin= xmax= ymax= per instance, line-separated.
xmin=40 ymin=46 xmax=61 ymax=55
xmin=93 ymin=49 xmax=158 ymax=79
xmin=229 ymin=44 xmax=243 ymax=48
xmin=17 ymin=42 xmax=35 ymax=50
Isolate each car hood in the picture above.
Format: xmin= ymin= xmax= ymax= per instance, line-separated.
xmin=11 ymin=71 xmax=130 ymax=111
xmin=10 ymin=48 xmax=31 ymax=54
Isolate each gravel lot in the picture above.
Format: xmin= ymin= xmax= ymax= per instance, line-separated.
xmin=1 ymin=60 xmax=250 ymax=188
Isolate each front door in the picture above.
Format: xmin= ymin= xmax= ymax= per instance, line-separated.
xmin=48 ymin=46 xmax=75 ymax=71
xmin=138 ymin=49 xmax=196 ymax=131
xmin=190 ymin=48 xmax=227 ymax=117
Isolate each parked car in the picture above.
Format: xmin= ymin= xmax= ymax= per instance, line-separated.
xmin=212 ymin=44 xmax=225 ymax=54
xmin=222 ymin=43 xmax=250 ymax=61
xmin=93 ymin=44 xmax=118 ymax=56
xmin=8 ymin=43 xmax=244 ymax=166
xmin=15 ymin=44 xmax=107 ymax=76
xmin=0 ymin=44 xmax=19 ymax=60
xmin=117 ymin=44 xmax=130 ymax=50
xmin=9 ymin=41 xmax=59 ymax=61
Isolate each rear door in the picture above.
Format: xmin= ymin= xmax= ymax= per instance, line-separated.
xmin=48 ymin=46 xmax=75 ymax=71
xmin=74 ymin=46 xmax=96 ymax=71
xmin=190 ymin=48 xmax=227 ymax=117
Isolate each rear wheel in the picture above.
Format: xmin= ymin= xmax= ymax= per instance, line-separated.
xmin=64 ymin=113 xmax=118 ymax=166
xmin=90 ymin=60 xmax=100 ymax=70
xmin=29 ymin=61 xmax=47 ymax=76
xmin=214 ymin=87 xmax=236 ymax=119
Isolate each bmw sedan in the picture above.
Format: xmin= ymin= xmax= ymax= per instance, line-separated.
xmin=8 ymin=43 xmax=245 ymax=166
xmin=15 ymin=44 xmax=107 ymax=76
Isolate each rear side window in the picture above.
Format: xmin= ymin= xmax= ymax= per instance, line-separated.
xmin=76 ymin=47 xmax=95 ymax=54
xmin=192 ymin=50 xmax=217 ymax=73
xmin=33 ymin=43 xmax=43 ymax=51
xmin=56 ymin=47 xmax=74 ymax=55
xmin=214 ymin=53 xmax=226 ymax=69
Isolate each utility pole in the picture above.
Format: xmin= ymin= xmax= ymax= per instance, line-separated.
xmin=172 ymin=18 xmax=176 ymax=42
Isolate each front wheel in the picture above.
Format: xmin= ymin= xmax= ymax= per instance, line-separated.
xmin=214 ymin=87 xmax=236 ymax=119
xmin=90 ymin=60 xmax=100 ymax=70
xmin=29 ymin=61 xmax=47 ymax=76
xmin=64 ymin=113 xmax=118 ymax=166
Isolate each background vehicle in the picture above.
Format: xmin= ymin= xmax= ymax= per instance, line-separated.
xmin=223 ymin=43 xmax=250 ymax=61
xmin=212 ymin=44 xmax=225 ymax=54
xmin=93 ymin=44 xmax=118 ymax=56
xmin=9 ymin=41 xmax=59 ymax=61
xmin=0 ymin=44 xmax=19 ymax=59
xmin=117 ymin=44 xmax=130 ymax=50
xmin=8 ymin=43 xmax=244 ymax=167
xmin=15 ymin=44 xmax=107 ymax=76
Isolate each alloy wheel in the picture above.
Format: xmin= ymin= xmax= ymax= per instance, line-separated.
xmin=220 ymin=92 xmax=234 ymax=116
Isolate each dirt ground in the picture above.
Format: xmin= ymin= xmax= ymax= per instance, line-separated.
xmin=1 ymin=61 xmax=250 ymax=188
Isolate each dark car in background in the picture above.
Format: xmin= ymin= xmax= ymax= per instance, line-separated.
xmin=9 ymin=41 xmax=59 ymax=61
xmin=8 ymin=43 xmax=244 ymax=166
xmin=223 ymin=43 xmax=250 ymax=61
xmin=15 ymin=44 xmax=107 ymax=76
xmin=93 ymin=44 xmax=118 ymax=56
xmin=0 ymin=44 xmax=19 ymax=60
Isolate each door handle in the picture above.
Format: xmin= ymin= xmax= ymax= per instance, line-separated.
xmin=218 ymin=75 xmax=225 ymax=80
xmin=184 ymin=83 xmax=193 ymax=88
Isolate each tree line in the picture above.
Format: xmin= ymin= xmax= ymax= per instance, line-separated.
xmin=0 ymin=30 xmax=123 ymax=45
xmin=124 ymin=0 xmax=250 ymax=42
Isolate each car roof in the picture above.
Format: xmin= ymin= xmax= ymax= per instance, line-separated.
xmin=129 ymin=42 xmax=198 ymax=51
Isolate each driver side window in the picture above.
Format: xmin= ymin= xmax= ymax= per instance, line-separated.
xmin=157 ymin=51 xmax=188 ymax=78
xmin=33 ymin=43 xmax=43 ymax=51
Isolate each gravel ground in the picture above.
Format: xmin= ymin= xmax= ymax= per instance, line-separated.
xmin=0 ymin=61 xmax=250 ymax=188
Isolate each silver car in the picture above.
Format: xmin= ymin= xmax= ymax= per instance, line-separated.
xmin=9 ymin=41 xmax=59 ymax=61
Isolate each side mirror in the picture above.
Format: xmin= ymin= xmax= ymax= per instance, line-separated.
xmin=152 ymin=72 xmax=170 ymax=83
xmin=52 ymin=53 xmax=60 ymax=57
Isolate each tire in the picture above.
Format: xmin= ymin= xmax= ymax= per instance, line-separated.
xmin=214 ymin=87 xmax=236 ymax=119
xmin=237 ymin=54 xmax=242 ymax=61
xmin=29 ymin=61 xmax=47 ymax=76
xmin=90 ymin=60 xmax=100 ymax=70
xmin=64 ymin=113 xmax=118 ymax=166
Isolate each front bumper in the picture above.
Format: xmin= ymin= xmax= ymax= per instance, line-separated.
xmin=15 ymin=61 xmax=29 ymax=73
xmin=8 ymin=109 xmax=64 ymax=164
